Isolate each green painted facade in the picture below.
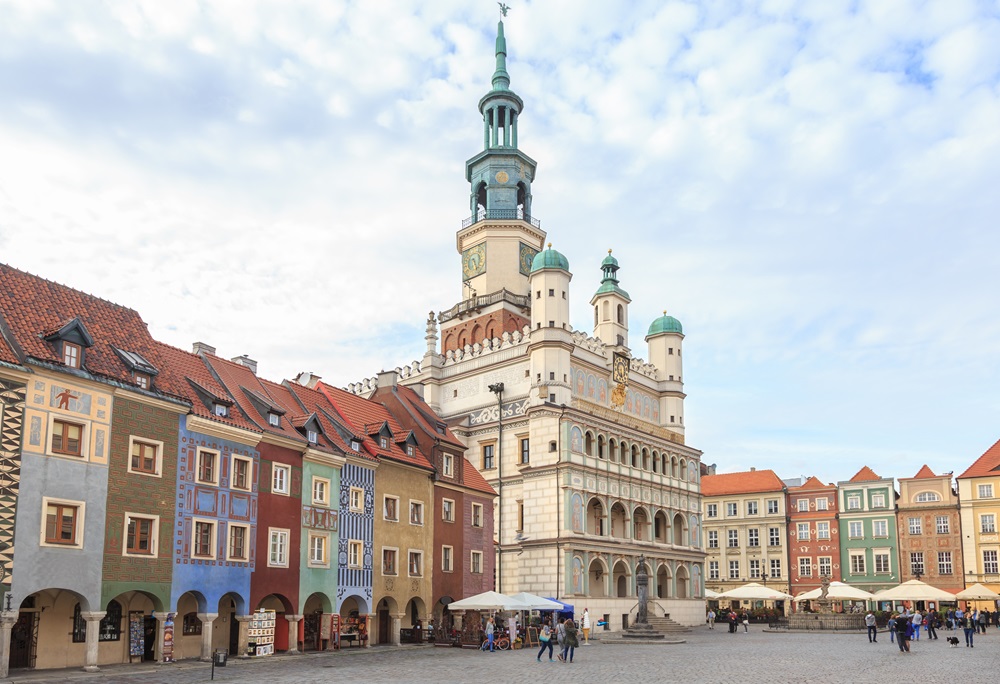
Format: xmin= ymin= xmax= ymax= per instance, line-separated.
xmin=837 ymin=476 xmax=899 ymax=592
xmin=298 ymin=456 xmax=342 ymax=611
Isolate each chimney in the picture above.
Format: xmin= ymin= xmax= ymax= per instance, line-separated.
xmin=750 ymin=467 xmax=756 ymax=472
xmin=231 ymin=355 xmax=258 ymax=375
xmin=294 ymin=371 xmax=321 ymax=389
xmin=377 ymin=370 xmax=399 ymax=389
xmin=192 ymin=341 xmax=216 ymax=356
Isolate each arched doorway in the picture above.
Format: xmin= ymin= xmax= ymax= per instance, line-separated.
xmin=302 ymin=592 xmax=334 ymax=651
xmin=374 ymin=596 xmax=399 ymax=646
xmin=588 ymin=559 xmax=608 ymax=597
xmin=256 ymin=594 xmax=294 ymax=652
xmin=610 ymin=503 xmax=628 ymax=539
xmin=672 ymin=513 xmax=686 ymax=547
xmin=613 ymin=561 xmax=630 ymax=598
xmin=676 ymin=566 xmax=690 ymax=599
xmin=403 ymin=597 xmax=427 ymax=643
xmin=656 ymin=565 xmax=672 ymax=599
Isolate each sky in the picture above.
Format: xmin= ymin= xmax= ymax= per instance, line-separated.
xmin=1 ymin=0 xmax=999 ymax=486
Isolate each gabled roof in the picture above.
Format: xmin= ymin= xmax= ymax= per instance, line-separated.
xmin=701 ymin=469 xmax=785 ymax=496
xmin=462 ymin=456 xmax=497 ymax=497
xmin=283 ymin=380 xmax=376 ymax=463
xmin=392 ymin=384 xmax=465 ymax=449
xmin=908 ymin=465 xmax=937 ymax=480
xmin=849 ymin=466 xmax=882 ymax=483
xmin=789 ymin=476 xmax=835 ymax=491
xmin=958 ymin=438 xmax=1000 ymax=479
xmin=256 ymin=377 xmax=342 ymax=457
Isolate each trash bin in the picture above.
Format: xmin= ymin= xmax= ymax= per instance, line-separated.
xmin=214 ymin=650 xmax=228 ymax=667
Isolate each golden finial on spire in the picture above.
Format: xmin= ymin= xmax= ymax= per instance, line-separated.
xmin=547 ymin=242 xmax=552 ymax=249
xmin=608 ymin=249 xmax=613 ymax=255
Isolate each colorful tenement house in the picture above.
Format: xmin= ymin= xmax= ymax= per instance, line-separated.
xmin=0 ymin=264 xmax=189 ymax=674
xmin=701 ymin=469 xmax=789 ymax=604
xmin=836 ymin=466 xmax=899 ymax=592
xmin=345 ymin=15 xmax=706 ymax=628
xmin=896 ymin=465 xmax=964 ymax=593
xmin=786 ymin=476 xmax=841 ymax=594
xmin=956 ymin=440 xmax=1000 ymax=595
xmin=371 ymin=373 xmax=497 ymax=638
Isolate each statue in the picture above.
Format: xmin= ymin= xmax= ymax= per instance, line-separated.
xmin=498 ymin=3 xmax=510 ymax=17
xmin=816 ymin=575 xmax=832 ymax=614
xmin=636 ymin=555 xmax=649 ymax=624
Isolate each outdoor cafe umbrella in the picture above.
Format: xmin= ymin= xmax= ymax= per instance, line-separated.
xmin=508 ymin=592 xmax=565 ymax=610
xmin=871 ymin=579 xmax=956 ymax=602
xmin=793 ymin=581 xmax=875 ymax=602
xmin=446 ymin=591 xmax=532 ymax=611
xmin=715 ymin=583 xmax=793 ymax=601
xmin=955 ymin=583 xmax=1000 ymax=601
xmin=704 ymin=588 xmax=721 ymax=599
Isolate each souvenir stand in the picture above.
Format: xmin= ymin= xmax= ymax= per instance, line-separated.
xmin=338 ymin=613 xmax=369 ymax=648
xmin=247 ymin=609 xmax=276 ymax=657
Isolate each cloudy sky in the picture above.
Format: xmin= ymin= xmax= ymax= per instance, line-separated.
xmin=2 ymin=0 xmax=999 ymax=485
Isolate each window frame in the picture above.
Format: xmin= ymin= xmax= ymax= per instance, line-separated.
xmin=816 ymin=521 xmax=830 ymax=540
xmin=348 ymin=539 xmax=362 ymax=568
xmin=442 ymin=498 xmax=455 ymax=523
xmin=980 ymin=514 xmax=996 ymax=533
xmin=978 ymin=484 xmax=994 ymax=499
xmin=191 ymin=518 xmax=217 ymax=559
xmin=384 ymin=496 xmax=399 ymax=522
xmin=482 ymin=442 xmax=495 ymax=470
xmin=382 ymin=547 xmax=398 ymax=575
xmin=799 ymin=557 xmax=813 ymax=577
xmin=849 ymin=551 xmax=866 ymax=575
xmin=307 ymin=532 xmax=329 ymax=568
xmin=910 ymin=551 xmax=924 ymax=577
xmin=728 ymin=560 xmax=740 ymax=580
xmin=768 ymin=527 xmax=781 ymax=547
xmin=409 ymin=500 xmax=424 ymax=526
xmin=873 ymin=519 xmax=888 ymax=538
xmin=195 ymin=447 xmax=220 ymax=486
xmin=707 ymin=530 xmax=719 ymax=548
xmin=408 ymin=550 xmax=423 ymax=577
xmin=725 ymin=502 xmax=737 ymax=517
xmin=230 ymin=454 xmax=253 ymax=492
xmin=349 ymin=487 xmax=364 ymax=513
xmin=848 ymin=521 xmax=863 ymax=539
xmin=63 ymin=341 xmax=82 ymax=368
xmin=708 ymin=560 xmax=719 ymax=580
xmin=818 ymin=556 xmax=832 ymax=577
xmin=747 ymin=528 xmax=759 ymax=547
xmin=226 ymin=522 xmax=250 ymax=562
xmin=871 ymin=492 xmax=886 ymax=508
xmin=442 ymin=545 xmax=453 ymax=573
xmin=41 ymin=497 xmax=85 ymax=549
xmin=874 ymin=551 xmax=890 ymax=574
xmin=938 ymin=551 xmax=953 ymax=575
xmin=123 ymin=512 xmax=159 ymax=557
xmin=442 ymin=453 xmax=454 ymax=477
xmin=49 ymin=417 xmax=87 ymax=458
xmin=471 ymin=502 xmax=483 ymax=528
xmin=706 ymin=503 xmax=718 ymax=518
xmin=471 ymin=549 xmax=483 ymax=574
xmin=797 ymin=523 xmax=810 ymax=541
xmin=268 ymin=527 xmax=290 ymax=567
xmin=815 ymin=498 xmax=828 ymax=511
xmin=519 ymin=437 xmax=530 ymax=465
xmin=847 ymin=495 xmax=861 ymax=510
xmin=127 ymin=436 xmax=163 ymax=477
xmin=766 ymin=499 xmax=779 ymax=514
xmin=935 ymin=515 xmax=950 ymax=534
xmin=746 ymin=500 xmax=758 ymax=516
xmin=769 ymin=558 xmax=781 ymax=578
xmin=908 ymin=517 xmax=922 ymax=535
xmin=311 ymin=476 xmax=330 ymax=507
xmin=727 ymin=529 xmax=739 ymax=548
xmin=271 ymin=463 xmax=290 ymax=495
xmin=983 ymin=550 xmax=998 ymax=574
xmin=797 ymin=499 xmax=809 ymax=512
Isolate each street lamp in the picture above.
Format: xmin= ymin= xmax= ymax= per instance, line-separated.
xmin=488 ymin=382 xmax=504 ymax=593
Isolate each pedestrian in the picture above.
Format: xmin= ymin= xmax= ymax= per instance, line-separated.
xmin=485 ymin=616 xmax=495 ymax=652
xmin=962 ymin=610 xmax=975 ymax=647
xmin=887 ymin=613 xmax=896 ymax=643
xmin=910 ymin=609 xmax=921 ymax=641
xmin=707 ymin=609 xmax=716 ymax=629
xmin=536 ymin=618 xmax=554 ymax=662
xmin=741 ymin=611 xmax=749 ymax=633
xmin=582 ymin=608 xmax=591 ymax=644
xmin=865 ymin=610 xmax=877 ymax=643
xmin=977 ymin=608 xmax=987 ymax=634
xmin=926 ymin=612 xmax=937 ymax=640
xmin=555 ymin=617 xmax=567 ymax=661
xmin=729 ymin=610 xmax=738 ymax=633
xmin=561 ymin=619 xmax=578 ymax=663
xmin=894 ymin=614 xmax=910 ymax=653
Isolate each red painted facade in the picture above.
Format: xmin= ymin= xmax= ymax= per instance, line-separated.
xmin=787 ymin=476 xmax=841 ymax=599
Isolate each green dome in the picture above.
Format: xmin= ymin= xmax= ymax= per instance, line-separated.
xmin=531 ymin=245 xmax=570 ymax=273
xmin=647 ymin=312 xmax=683 ymax=336
xmin=601 ymin=251 xmax=619 ymax=269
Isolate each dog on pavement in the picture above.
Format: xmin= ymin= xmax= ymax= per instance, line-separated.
xmin=946 ymin=637 xmax=960 ymax=647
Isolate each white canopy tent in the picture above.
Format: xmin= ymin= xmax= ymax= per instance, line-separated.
xmin=508 ymin=592 xmax=565 ymax=610
xmin=954 ymin=583 xmax=1000 ymax=601
xmin=793 ymin=582 xmax=875 ymax=602
xmin=704 ymin=588 xmax=721 ymax=599
xmin=446 ymin=591 xmax=532 ymax=611
xmin=715 ymin=583 xmax=794 ymax=601
xmin=872 ymin=580 xmax=956 ymax=602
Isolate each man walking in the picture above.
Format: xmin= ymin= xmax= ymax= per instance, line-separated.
xmin=707 ymin=609 xmax=716 ymax=629
xmin=865 ymin=610 xmax=877 ymax=643
xmin=910 ymin=609 xmax=921 ymax=641
xmin=926 ymin=612 xmax=937 ymax=640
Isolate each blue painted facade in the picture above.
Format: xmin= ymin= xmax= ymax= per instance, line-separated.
xmin=336 ymin=459 xmax=375 ymax=612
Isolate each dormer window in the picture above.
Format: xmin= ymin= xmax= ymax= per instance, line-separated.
xmin=307 ymin=430 xmax=318 ymax=444
xmin=379 ymin=437 xmax=388 ymax=449
xmin=63 ymin=342 xmax=82 ymax=368
xmin=351 ymin=441 xmax=360 ymax=452
xmin=406 ymin=445 xmax=414 ymax=456
xmin=214 ymin=403 xmax=228 ymax=418
xmin=268 ymin=413 xmax=280 ymax=427
xmin=134 ymin=372 xmax=151 ymax=390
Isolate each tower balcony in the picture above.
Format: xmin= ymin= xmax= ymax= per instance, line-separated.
xmin=439 ymin=288 xmax=531 ymax=324
xmin=461 ymin=209 xmax=541 ymax=230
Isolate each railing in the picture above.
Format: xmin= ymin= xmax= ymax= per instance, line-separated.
xmin=461 ymin=209 xmax=541 ymax=230
xmin=438 ymin=288 xmax=531 ymax=323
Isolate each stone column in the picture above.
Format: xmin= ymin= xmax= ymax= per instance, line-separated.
xmin=0 ymin=612 xmax=19 ymax=678
xmin=197 ymin=613 xmax=218 ymax=661
xmin=236 ymin=615 xmax=252 ymax=658
xmin=390 ymin=613 xmax=402 ymax=646
xmin=153 ymin=613 xmax=167 ymax=662
xmin=285 ymin=614 xmax=303 ymax=654
xmin=81 ymin=611 xmax=106 ymax=672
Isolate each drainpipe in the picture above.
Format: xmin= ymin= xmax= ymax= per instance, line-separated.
xmin=488 ymin=382 xmax=505 ymax=594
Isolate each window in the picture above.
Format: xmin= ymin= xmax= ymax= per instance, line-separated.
xmin=984 ymin=550 xmax=999 ymax=574
xmin=797 ymin=523 xmax=810 ymax=540
xmin=709 ymin=561 xmax=719 ymax=580
xmin=938 ymin=551 xmax=953 ymax=575
xmin=134 ymin=371 xmax=151 ymax=389
xmin=908 ymin=517 xmax=922 ymax=535
xmin=272 ymin=464 xmax=290 ymax=495
xmin=799 ymin=557 xmax=812 ymax=577
xmin=408 ymin=551 xmax=423 ymax=577
xmin=382 ymin=548 xmax=398 ymax=575
xmin=442 ymin=453 xmax=454 ymax=477
xmin=706 ymin=504 xmax=718 ymax=518
xmin=850 ymin=552 xmax=866 ymax=574
xmin=42 ymin=499 xmax=83 ymax=547
xmin=51 ymin=418 xmax=84 ymax=457
xmin=871 ymin=493 xmax=886 ymax=508
xmin=517 ymin=501 xmax=524 ymax=531
xmin=63 ymin=341 xmax=82 ymax=368
xmin=520 ymin=438 xmax=530 ymax=464
xmin=350 ymin=487 xmax=364 ymax=513
xmin=729 ymin=560 xmax=740 ymax=580
xmin=797 ymin=499 xmax=809 ymax=512
xmin=817 ymin=522 xmax=830 ymax=540
xmin=442 ymin=545 xmax=453 ymax=572
xmin=125 ymin=514 xmax=156 ymax=556
xmin=268 ymin=528 xmax=289 ymax=567
xmin=312 ymin=477 xmax=330 ymax=506
xmin=873 ymin=519 xmax=888 ymax=538
xmin=192 ymin=519 xmax=216 ymax=559
xmin=749 ymin=559 xmax=760 ymax=579
xmin=442 ymin=499 xmax=455 ymax=522
xmin=767 ymin=499 xmax=779 ymax=514
xmin=482 ymin=443 xmax=495 ymax=470
xmin=409 ymin=501 xmax=424 ymax=525
xmin=746 ymin=501 xmax=758 ymax=516
xmin=815 ymin=498 xmax=828 ymax=511
xmin=128 ymin=437 xmax=161 ymax=476
xmin=98 ymin=601 xmax=122 ymax=641
xmin=182 ymin=613 xmax=202 ymax=636
xmin=726 ymin=502 xmax=737 ymax=517
xmin=196 ymin=448 xmax=219 ymax=485
xmin=981 ymin=514 xmax=996 ymax=534
xmin=874 ymin=552 xmax=890 ymax=574
xmin=935 ymin=516 xmax=950 ymax=534
xmin=978 ymin=484 xmax=994 ymax=499
xmin=406 ymin=444 xmax=414 ymax=456
xmin=915 ymin=491 xmax=941 ymax=502
xmin=472 ymin=503 xmax=483 ymax=527
xmin=231 ymin=455 xmax=252 ymax=491
xmin=818 ymin=556 xmax=832 ymax=577
xmin=214 ymin=403 xmax=228 ymax=418
xmin=910 ymin=552 xmax=924 ymax=576
xmin=384 ymin=496 xmax=399 ymax=522
xmin=770 ymin=558 xmax=781 ymax=578
xmin=727 ymin=530 xmax=739 ymax=548
xmin=848 ymin=521 xmax=863 ymax=539
xmin=379 ymin=436 xmax=388 ymax=449
xmin=307 ymin=429 xmax=318 ymax=444
xmin=308 ymin=533 xmax=328 ymax=567
xmin=847 ymin=495 xmax=861 ymax=510
xmin=348 ymin=540 xmax=362 ymax=568
xmin=471 ymin=550 xmax=482 ymax=574
xmin=748 ymin=528 xmax=759 ymax=547
xmin=707 ymin=530 xmax=719 ymax=548
xmin=768 ymin=527 xmax=781 ymax=546
xmin=268 ymin=413 xmax=280 ymax=427
xmin=227 ymin=523 xmax=249 ymax=561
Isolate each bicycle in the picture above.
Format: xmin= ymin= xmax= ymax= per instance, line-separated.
xmin=481 ymin=634 xmax=511 ymax=651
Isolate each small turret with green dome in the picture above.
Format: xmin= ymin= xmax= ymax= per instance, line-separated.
xmin=593 ymin=249 xmax=630 ymax=299
xmin=531 ymin=243 xmax=570 ymax=273
xmin=647 ymin=310 xmax=683 ymax=336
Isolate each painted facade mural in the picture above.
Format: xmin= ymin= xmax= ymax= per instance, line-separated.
xmin=571 ymin=367 xmax=659 ymax=422
xmin=0 ymin=377 xmax=26 ymax=587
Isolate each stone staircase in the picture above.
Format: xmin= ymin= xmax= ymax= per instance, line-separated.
xmin=644 ymin=616 xmax=691 ymax=634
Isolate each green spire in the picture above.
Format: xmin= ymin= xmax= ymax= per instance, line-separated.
xmin=492 ymin=20 xmax=510 ymax=91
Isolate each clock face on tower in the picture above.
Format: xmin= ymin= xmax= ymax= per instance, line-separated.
xmin=462 ymin=243 xmax=487 ymax=281
xmin=612 ymin=352 xmax=630 ymax=385
xmin=518 ymin=242 xmax=538 ymax=276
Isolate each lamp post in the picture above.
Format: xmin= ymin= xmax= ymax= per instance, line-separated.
xmin=488 ymin=382 xmax=504 ymax=594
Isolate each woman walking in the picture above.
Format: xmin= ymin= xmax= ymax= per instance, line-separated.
xmin=561 ymin=619 xmax=579 ymax=663
xmin=536 ymin=618 xmax=554 ymax=662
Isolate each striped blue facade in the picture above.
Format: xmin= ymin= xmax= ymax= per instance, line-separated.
xmin=336 ymin=460 xmax=375 ymax=612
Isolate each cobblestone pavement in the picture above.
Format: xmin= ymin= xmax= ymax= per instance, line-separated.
xmin=4 ymin=626 xmax=996 ymax=684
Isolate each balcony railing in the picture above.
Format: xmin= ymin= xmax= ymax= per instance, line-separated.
xmin=438 ymin=288 xmax=531 ymax=323
xmin=461 ymin=209 xmax=541 ymax=230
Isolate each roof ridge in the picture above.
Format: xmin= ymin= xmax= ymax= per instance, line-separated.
xmin=0 ymin=262 xmax=140 ymax=314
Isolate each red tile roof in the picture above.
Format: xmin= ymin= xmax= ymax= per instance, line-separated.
xmin=392 ymin=384 xmax=465 ymax=448
xmin=958 ymin=438 xmax=1000 ymax=479
xmin=283 ymin=380 xmax=377 ymax=463
xmin=849 ymin=466 xmax=882 ymax=482
xmin=789 ymin=476 xmax=835 ymax=491
xmin=462 ymin=456 xmax=497 ymax=496
xmin=907 ymin=465 xmax=937 ymax=480
xmin=701 ymin=469 xmax=785 ymax=496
